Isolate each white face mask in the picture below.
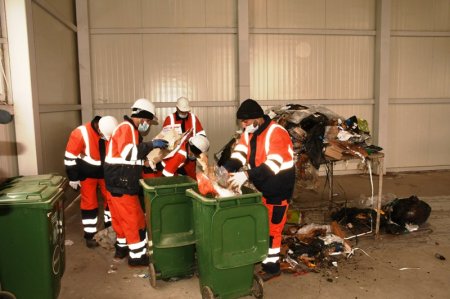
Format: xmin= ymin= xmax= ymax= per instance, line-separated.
xmin=138 ymin=121 xmax=150 ymax=133
xmin=245 ymin=123 xmax=259 ymax=134
xmin=178 ymin=112 xmax=188 ymax=119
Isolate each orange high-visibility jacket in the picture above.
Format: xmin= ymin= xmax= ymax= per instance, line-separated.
xmin=64 ymin=116 xmax=105 ymax=181
xmin=225 ymin=116 xmax=295 ymax=204
xmin=160 ymin=139 xmax=196 ymax=179
xmin=163 ymin=112 xmax=206 ymax=136
xmin=104 ymin=116 xmax=153 ymax=195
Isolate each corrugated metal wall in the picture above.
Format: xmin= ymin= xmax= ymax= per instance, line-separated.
xmin=389 ymin=0 xmax=450 ymax=170
xmin=89 ymin=0 xmax=238 ymax=156
xmin=85 ymin=0 xmax=450 ymax=171
xmin=32 ymin=1 xmax=79 ymax=175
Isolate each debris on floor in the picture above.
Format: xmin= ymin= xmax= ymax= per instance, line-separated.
xmin=282 ymin=195 xmax=433 ymax=278
xmin=64 ymin=239 xmax=74 ymax=246
xmin=94 ymin=226 xmax=117 ymax=250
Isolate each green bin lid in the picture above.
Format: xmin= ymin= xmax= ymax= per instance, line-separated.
xmin=11 ymin=173 xmax=65 ymax=187
xmin=0 ymin=184 xmax=62 ymax=208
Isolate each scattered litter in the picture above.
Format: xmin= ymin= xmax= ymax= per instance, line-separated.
xmin=404 ymin=223 xmax=419 ymax=232
xmin=332 ymin=261 xmax=338 ymax=267
xmin=93 ymin=227 xmax=116 ymax=250
xmin=107 ymin=265 xmax=117 ymax=274
xmin=399 ymin=267 xmax=420 ymax=271
xmin=133 ymin=273 xmax=149 ymax=278
xmin=64 ymin=239 xmax=74 ymax=246
xmin=435 ymin=253 xmax=446 ymax=261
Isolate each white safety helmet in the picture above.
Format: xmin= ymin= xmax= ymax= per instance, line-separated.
xmin=176 ymin=97 xmax=190 ymax=112
xmin=189 ymin=135 xmax=210 ymax=154
xmin=98 ymin=116 xmax=118 ymax=140
xmin=131 ymin=98 xmax=157 ymax=120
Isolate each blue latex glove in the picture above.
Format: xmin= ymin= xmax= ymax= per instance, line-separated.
xmin=152 ymin=139 xmax=169 ymax=149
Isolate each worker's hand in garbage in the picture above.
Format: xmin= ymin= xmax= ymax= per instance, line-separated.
xmin=152 ymin=139 xmax=169 ymax=149
xmin=228 ymin=171 xmax=248 ymax=190
xmin=69 ymin=180 xmax=81 ymax=190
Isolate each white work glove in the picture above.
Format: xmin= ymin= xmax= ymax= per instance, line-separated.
xmin=228 ymin=171 xmax=248 ymax=190
xmin=69 ymin=180 xmax=81 ymax=190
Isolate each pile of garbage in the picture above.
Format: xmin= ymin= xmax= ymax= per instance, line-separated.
xmin=214 ymin=104 xmax=383 ymax=191
xmin=280 ymin=195 xmax=432 ymax=275
xmin=266 ymin=104 xmax=382 ymax=190
xmin=280 ymin=222 xmax=352 ymax=275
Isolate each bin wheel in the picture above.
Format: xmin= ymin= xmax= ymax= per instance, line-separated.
xmin=201 ymin=286 xmax=215 ymax=299
xmin=252 ymin=274 xmax=264 ymax=298
xmin=0 ymin=291 xmax=17 ymax=299
xmin=148 ymin=263 xmax=157 ymax=288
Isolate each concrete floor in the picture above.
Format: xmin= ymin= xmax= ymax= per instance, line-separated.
xmin=59 ymin=170 xmax=450 ymax=299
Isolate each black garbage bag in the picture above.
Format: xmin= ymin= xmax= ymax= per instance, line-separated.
xmin=300 ymin=113 xmax=328 ymax=169
xmin=383 ymin=195 xmax=431 ymax=226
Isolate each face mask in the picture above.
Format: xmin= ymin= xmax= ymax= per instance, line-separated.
xmin=187 ymin=154 xmax=197 ymax=161
xmin=178 ymin=112 xmax=188 ymax=119
xmin=245 ymin=123 xmax=259 ymax=134
xmin=138 ymin=121 xmax=150 ymax=133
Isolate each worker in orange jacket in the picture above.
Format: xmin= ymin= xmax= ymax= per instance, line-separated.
xmin=64 ymin=115 xmax=118 ymax=248
xmin=104 ymin=98 xmax=168 ymax=267
xmin=224 ymin=99 xmax=295 ymax=281
xmin=152 ymin=134 xmax=210 ymax=179
xmin=161 ymin=96 xmax=206 ymax=177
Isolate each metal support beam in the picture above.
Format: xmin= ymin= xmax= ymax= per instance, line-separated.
xmin=374 ymin=0 xmax=390 ymax=174
xmin=5 ymin=0 xmax=42 ymax=175
xmin=237 ymin=0 xmax=249 ymax=103
xmin=76 ymin=0 xmax=92 ymax=123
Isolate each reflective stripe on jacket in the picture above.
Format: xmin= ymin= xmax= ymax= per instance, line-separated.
xmin=104 ymin=117 xmax=144 ymax=195
xmin=226 ymin=115 xmax=295 ymax=203
xmin=64 ymin=116 xmax=104 ymax=181
xmin=163 ymin=112 xmax=206 ymax=136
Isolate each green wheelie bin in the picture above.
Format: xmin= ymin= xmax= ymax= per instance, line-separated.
xmin=0 ymin=183 xmax=65 ymax=299
xmin=186 ymin=186 xmax=268 ymax=299
xmin=139 ymin=176 xmax=198 ymax=287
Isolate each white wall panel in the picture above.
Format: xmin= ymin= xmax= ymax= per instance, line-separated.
xmin=89 ymin=0 xmax=236 ymax=29
xmin=250 ymin=35 xmax=374 ymax=100
xmin=325 ymin=36 xmax=374 ymax=99
xmin=142 ymin=0 xmax=236 ymax=28
xmin=89 ymin=0 xmax=142 ymax=29
xmin=389 ymin=103 xmax=450 ymax=168
xmin=250 ymin=35 xmax=325 ymax=100
xmin=32 ymin=4 xmax=79 ymax=104
xmin=390 ymin=37 xmax=450 ymax=98
xmin=91 ymin=35 xmax=145 ymax=104
xmin=264 ymin=0 xmax=326 ymax=29
xmin=142 ymin=34 xmax=237 ymax=102
xmin=40 ymin=111 xmax=80 ymax=175
xmin=251 ymin=0 xmax=375 ymax=29
xmin=391 ymin=0 xmax=450 ymax=31
xmin=326 ymin=0 xmax=376 ymax=30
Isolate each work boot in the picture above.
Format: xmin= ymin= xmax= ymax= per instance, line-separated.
xmin=114 ymin=246 xmax=129 ymax=259
xmin=85 ymin=238 xmax=99 ymax=248
xmin=128 ymin=255 xmax=150 ymax=267
xmin=258 ymin=262 xmax=281 ymax=281
xmin=258 ymin=269 xmax=281 ymax=282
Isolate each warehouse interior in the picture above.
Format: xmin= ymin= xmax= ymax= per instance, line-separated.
xmin=0 ymin=0 xmax=449 ymax=298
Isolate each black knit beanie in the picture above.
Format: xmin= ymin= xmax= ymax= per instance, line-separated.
xmin=236 ymin=99 xmax=264 ymax=120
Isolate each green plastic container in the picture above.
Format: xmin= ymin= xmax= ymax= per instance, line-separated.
xmin=0 ymin=184 xmax=65 ymax=299
xmin=186 ymin=187 xmax=268 ymax=299
xmin=139 ymin=176 xmax=198 ymax=287
xmin=9 ymin=174 xmax=67 ymax=188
